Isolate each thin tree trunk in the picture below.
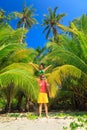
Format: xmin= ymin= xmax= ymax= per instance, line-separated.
xmin=20 ymin=20 xmax=26 ymax=44
xmin=17 ymin=93 xmax=23 ymax=112
xmin=25 ymin=96 xmax=29 ymax=112
xmin=5 ymin=99 xmax=11 ymax=113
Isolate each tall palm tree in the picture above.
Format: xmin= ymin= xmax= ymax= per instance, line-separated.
xmin=42 ymin=7 xmax=66 ymax=40
xmin=15 ymin=5 xmax=37 ymax=44
xmin=17 ymin=6 xmax=37 ymax=29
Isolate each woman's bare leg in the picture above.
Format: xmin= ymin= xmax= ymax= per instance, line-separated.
xmin=39 ymin=103 xmax=42 ymax=117
xmin=44 ymin=103 xmax=49 ymax=117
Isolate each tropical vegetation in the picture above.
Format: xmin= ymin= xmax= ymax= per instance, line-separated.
xmin=0 ymin=4 xmax=87 ymax=114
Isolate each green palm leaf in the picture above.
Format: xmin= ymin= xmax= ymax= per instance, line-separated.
xmin=9 ymin=48 xmax=37 ymax=63
xmin=0 ymin=24 xmax=27 ymax=45
xmin=0 ymin=67 xmax=38 ymax=101
xmin=57 ymin=22 xmax=87 ymax=59
xmin=43 ymin=42 xmax=87 ymax=74
xmin=47 ymin=64 xmax=85 ymax=98
xmin=0 ymin=44 xmax=23 ymax=63
xmin=0 ymin=63 xmax=34 ymax=75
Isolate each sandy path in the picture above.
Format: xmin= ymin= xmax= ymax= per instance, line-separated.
xmin=0 ymin=116 xmax=74 ymax=130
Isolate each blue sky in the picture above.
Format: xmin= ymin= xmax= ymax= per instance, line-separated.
xmin=0 ymin=0 xmax=87 ymax=48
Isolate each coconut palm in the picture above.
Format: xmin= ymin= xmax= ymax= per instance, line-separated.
xmin=17 ymin=6 xmax=37 ymax=29
xmin=14 ymin=5 xmax=37 ymax=43
xmin=0 ymin=63 xmax=38 ymax=112
xmin=0 ymin=50 xmax=38 ymax=112
xmin=42 ymin=7 xmax=66 ymax=39
xmin=0 ymin=42 xmax=38 ymax=112
xmin=0 ymin=22 xmax=39 ymax=112
xmin=41 ymin=21 xmax=87 ymax=109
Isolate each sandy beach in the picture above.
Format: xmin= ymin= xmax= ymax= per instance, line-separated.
xmin=0 ymin=112 xmax=86 ymax=130
xmin=0 ymin=115 xmax=77 ymax=130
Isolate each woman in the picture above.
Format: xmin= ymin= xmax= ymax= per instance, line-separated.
xmin=38 ymin=75 xmax=51 ymax=118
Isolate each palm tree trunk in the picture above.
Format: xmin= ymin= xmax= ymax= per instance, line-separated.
xmin=17 ymin=93 xmax=23 ymax=112
xmin=25 ymin=96 xmax=29 ymax=112
xmin=5 ymin=98 xmax=11 ymax=113
xmin=20 ymin=20 xmax=26 ymax=44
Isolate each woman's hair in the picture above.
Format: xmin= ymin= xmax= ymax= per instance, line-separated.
xmin=39 ymin=63 xmax=45 ymax=68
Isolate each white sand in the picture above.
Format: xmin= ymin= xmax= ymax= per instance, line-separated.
xmin=0 ymin=116 xmax=85 ymax=130
xmin=0 ymin=116 xmax=75 ymax=130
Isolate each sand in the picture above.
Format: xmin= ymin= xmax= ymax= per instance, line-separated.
xmin=0 ymin=113 xmax=86 ymax=130
xmin=0 ymin=115 xmax=75 ymax=130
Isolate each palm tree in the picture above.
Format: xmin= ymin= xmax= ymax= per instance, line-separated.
xmin=15 ymin=5 xmax=37 ymax=43
xmin=0 ymin=22 xmax=39 ymax=112
xmin=11 ymin=5 xmax=38 ymax=110
xmin=17 ymin=6 xmax=37 ymax=29
xmin=42 ymin=7 xmax=66 ymax=40
xmin=41 ymin=21 xmax=87 ymax=110
xmin=0 ymin=42 xmax=38 ymax=112
xmin=0 ymin=63 xmax=38 ymax=112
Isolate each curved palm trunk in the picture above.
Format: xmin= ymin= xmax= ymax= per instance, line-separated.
xmin=20 ymin=19 xmax=26 ymax=44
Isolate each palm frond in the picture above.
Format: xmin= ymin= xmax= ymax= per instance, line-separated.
xmin=54 ymin=7 xmax=58 ymax=16
xmin=0 ymin=67 xmax=38 ymax=101
xmin=0 ymin=44 xmax=23 ymax=63
xmin=46 ymin=28 xmax=51 ymax=39
xmin=17 ymin=19 xmax=24 ymax=28
xmin=57 ymin=13 xmax=66 ymax=21
xmin=43 ymin=43 xmax=87 ymax=74
xmin=0 ymin=23 xmax=27 ymax=45
xmin=0 ymin=63 xmax=34 ymax=75
xmin=42 ymin=25 xmax=50 ymax=34
xmin=47 ymin=64 xmax=84 ymax=98
xmin=9 ymin=48 xmax=37 ymax=63
xmin=48 ymin=8 xmax=53 ymax=19
xmin=12 ymin=12 xmax=23 ymax=18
